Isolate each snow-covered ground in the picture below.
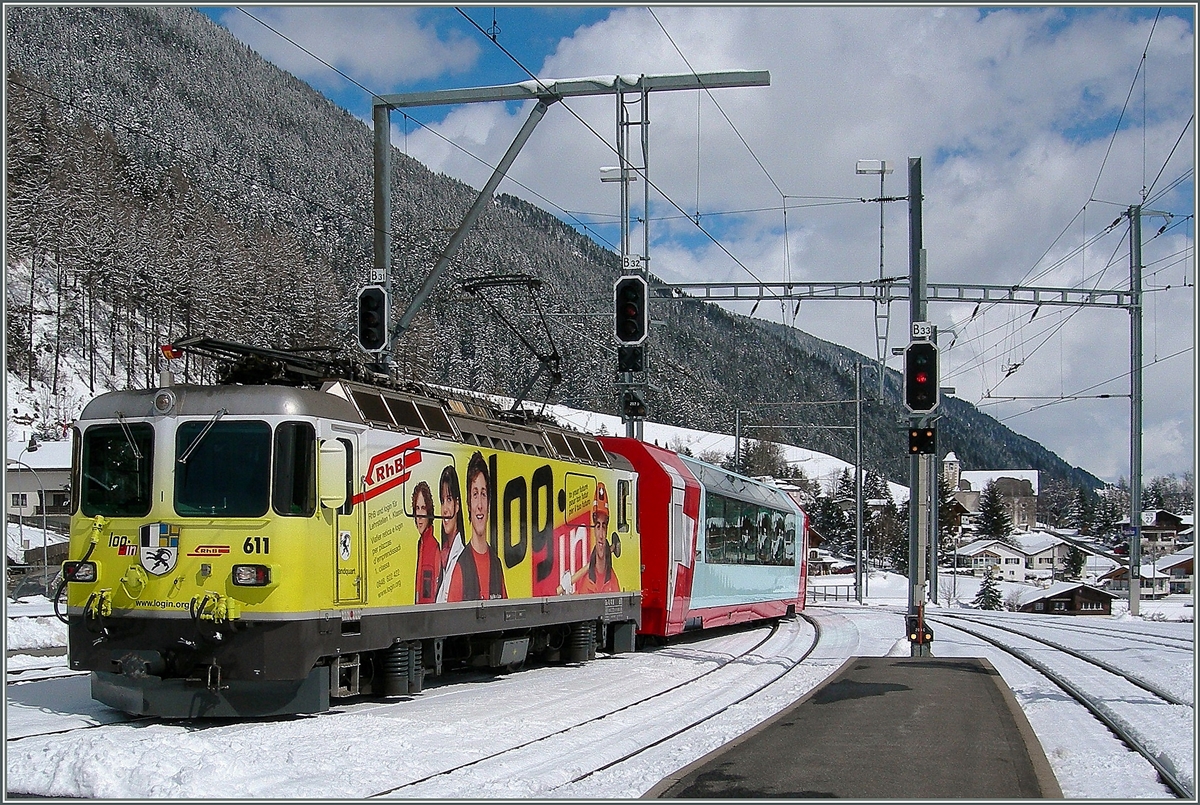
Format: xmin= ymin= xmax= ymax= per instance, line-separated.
xmin=6 ymin=571 xmax=1193 ymax=799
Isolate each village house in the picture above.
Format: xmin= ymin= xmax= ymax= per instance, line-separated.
xmin=1098 ymin=563 xmax=1171 ymax=599
xmin=6 ymin=438 xmax=73 ymax=535
xmin=1015 ymin=582 xmax=1119 ymax=616
xmin=1118 ymin=509 xmax=1189 ymax=561
xmin=955 ymin=539 xmax=1026 ymax=583
xmin=1012 ymin=531 xmax=1072 ymax=580
xmin=1154 ymin=546 xmax=1193 ymax=595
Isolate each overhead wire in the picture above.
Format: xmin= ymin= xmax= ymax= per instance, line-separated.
xmin=236 ymin=7 xmax=622 ymax=255
xmin=453 ymin=7 xmax=787 ymax=302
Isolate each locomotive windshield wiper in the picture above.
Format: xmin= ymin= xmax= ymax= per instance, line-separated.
xmin=115 ymin=412 xmax=143 ymax=460
xmin=177 ymin=408 xmax=227 ymax=465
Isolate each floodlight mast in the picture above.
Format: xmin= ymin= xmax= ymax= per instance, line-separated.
xmin=369 ymin=70 xmax=770 ymax=382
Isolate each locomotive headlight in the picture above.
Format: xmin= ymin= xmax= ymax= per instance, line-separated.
xmin=63 ymin=561 xmax=98 ymax=583
xmin=232 ymin=564 xmax=272 ymax=586
xmin=153 ymin=389 xmax=176 ymax=414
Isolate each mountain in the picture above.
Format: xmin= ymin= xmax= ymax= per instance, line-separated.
xmin=2 ymin=5 xmax=1103 ymax=491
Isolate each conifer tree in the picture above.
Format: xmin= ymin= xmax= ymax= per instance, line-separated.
xmin=977 ymin=480 xmax=1016 ymax=546
xmin=971 ymin=566 xmax=1004 ymax=610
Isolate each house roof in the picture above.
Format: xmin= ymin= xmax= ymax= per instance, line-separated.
xmin=1154 ymin=546 xmax=1193 ymax=571
xmin=5 ymin=440 xmax=72 ymax=472
xmin=1012 ymin=531 xmax=1064 ymax=555
xmin=1017 ymin=582 xmax=1117 ymax=607
xmin=956 ymin=539 xmax=1025 ymax=558
xmin=1099 ymin=563 xmax=1169 ymax=580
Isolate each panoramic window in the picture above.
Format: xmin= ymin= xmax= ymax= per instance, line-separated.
xmin=80 ymin=423 xmax=154 ymax=517
xmin=175 ymin=420 xmax=270 ymax=517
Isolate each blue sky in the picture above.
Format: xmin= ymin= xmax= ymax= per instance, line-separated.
xmin=196 ymin=6 xmax=1195 ymax=483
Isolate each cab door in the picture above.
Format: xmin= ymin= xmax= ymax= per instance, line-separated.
xmin=333 ymin=436 xmax=365 ymax=605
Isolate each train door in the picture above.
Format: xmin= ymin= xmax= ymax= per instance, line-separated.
xmin=665 ymin=484 xmax=685 ymax=609
xmin=334 ymin=435 xmax=364 ymax=605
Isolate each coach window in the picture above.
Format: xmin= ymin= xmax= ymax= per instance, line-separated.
xmin=176 ymin=420 xmax=271 ymax=517
xmin=705 ymin=494 xmax=724 ymax=563
xmin=273 ymin=422 xmax=316 ymax=517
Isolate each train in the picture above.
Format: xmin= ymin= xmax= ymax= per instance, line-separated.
xmin=58 ymin=339 xmax=808 ymax=718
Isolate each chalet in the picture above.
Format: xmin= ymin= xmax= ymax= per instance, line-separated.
xmin=1015 ymin=582 xmax=1118 ymax=615
xmin=6 ymin=438 xmax=73 ymax=532
xmin=1154 ymin=546 xmax=1193 ymax=595
xmin=955 ymin=539 xmax=1026 ymax=583
xmin=1098 ymin=563 xmax=1171 ymax=599
xmin=1118 ymin=510 xmax=1188 ymax=560
xmin=1012 ymin=531 xmax=1071 ymax=579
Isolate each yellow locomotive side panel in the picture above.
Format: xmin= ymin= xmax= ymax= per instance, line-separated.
xmin=354 ymin=435 xmax=641 ymax=607
xmin=67 ymin=424 xmax=641 ymax=621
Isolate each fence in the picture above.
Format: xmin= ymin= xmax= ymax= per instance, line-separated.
xmin=807 ymin=579 xmax=857 ymax=602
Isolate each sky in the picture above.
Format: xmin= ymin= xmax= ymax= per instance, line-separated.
xmin=6 ymin=586 xmax=1193 ymax=798
xmin=193 ymin=5 xmax=1197 ymax=485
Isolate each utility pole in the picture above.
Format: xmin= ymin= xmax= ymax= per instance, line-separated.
xmin=1128 ymin=204 xmax=1144 ymax=617
xmin=907 ymin=157 xmax=934 ymax=657
xmin=855 ymin=360 xmax=865 ymax=604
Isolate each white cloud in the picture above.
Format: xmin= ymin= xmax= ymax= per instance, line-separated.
xmin=215 ymin=6 xmax=480 ymax=89
xmin=218 ymin=6 xmax=1195 ymax=483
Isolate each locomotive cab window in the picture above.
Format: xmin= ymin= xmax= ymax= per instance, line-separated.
xmin=80 ymin=422 xmax=154 ymax=517
xmin=175 ymin=420 xmax=271 ymax=517
xmin=273 ymin=422 xmax=316 ymax=517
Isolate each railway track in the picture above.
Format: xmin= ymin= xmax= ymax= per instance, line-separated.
xmin=7 ymin=614 xmax=857 ymax=799
xmin=361 ymin=614 xmax=827 ymax=798
xmin=926 ymin=612 xmax=1194 ymax=799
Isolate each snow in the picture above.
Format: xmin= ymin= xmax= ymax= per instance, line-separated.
xmin=6 ymin=573 xmax=1193 ymax=799
xmin=7 ymin=522 xmax=70 ymax=565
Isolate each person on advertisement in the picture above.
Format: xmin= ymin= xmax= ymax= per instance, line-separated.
xmin=412 ymin=481 xmax=439 ymax=603
xmin=446 ymin=451 xmax=507 ymax=601
xmin=562 ymin=481 xmax=621 ymax=595
xmin=434 ymin=463 xmax=466 ymax=603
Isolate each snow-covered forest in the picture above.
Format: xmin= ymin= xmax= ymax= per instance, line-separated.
xmin=5 ymin=5 xmax=1104 ymax=488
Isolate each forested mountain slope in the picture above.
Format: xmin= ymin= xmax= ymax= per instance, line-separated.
xmin=3 ymin=5 xmax=1101 ymax=489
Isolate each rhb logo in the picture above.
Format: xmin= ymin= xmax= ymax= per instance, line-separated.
xmin=357 ymin=438 xmax=422 ymax=504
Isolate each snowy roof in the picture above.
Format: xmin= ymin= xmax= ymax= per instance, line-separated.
xmin=5 ymin=440 xmax=72 ymax=471
xmin=956 ymin=539 xmax=1024 ymax=557
xmin=1012 ymin=531 xmax=1064 ymax=555
xmin=959 ymin=469 xmax=1039 ymax=495
xmin=1155 ymin=546 xmax=1193 ymax=571
xmin=1016 ymin=582 xmax=1117 ymax=607
xmin=1099 ymin=563 xmax=1169 ymax=580
xmin=942 ymin=451 xmax=958 ymax=463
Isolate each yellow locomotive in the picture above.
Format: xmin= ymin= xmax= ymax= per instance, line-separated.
xmin=61 ymin=341 xmax=641 ymax=717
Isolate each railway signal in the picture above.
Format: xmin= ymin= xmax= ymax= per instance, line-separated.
xmin=908 ymin=427 xmax=937 ymax=455
xmin=617 ymin=345 xmax=644 ymax=373
xmin=621 ymin=388 xmax=648 ymax=419
xmin=357 ymin=286 xmax=389 ymax=352
xmin=906 ymin=614 xmax=933 ymax=644
xmin=614 ymin=275 xmax=648 ymax=345
xmin=903 ymin=340 xmax=939 ymax=413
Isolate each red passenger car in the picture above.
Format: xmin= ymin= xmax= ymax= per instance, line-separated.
xmin=600 ymin=437 xmax=808 ymax=639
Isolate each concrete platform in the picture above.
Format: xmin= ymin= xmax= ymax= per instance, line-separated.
xmin=648 ymin=656 xmax=1062 ymax=799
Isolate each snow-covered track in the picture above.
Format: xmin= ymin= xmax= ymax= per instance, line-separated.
xmin=946 ymin=609 xmax=1194 ymax=653
xmin=927 ymin=613 xmax=1194 ymax=799
xmin=932 ymin=611 xmax=1192 ymax=706
xmin=364 ymin=615 xmax=821 ymax=798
